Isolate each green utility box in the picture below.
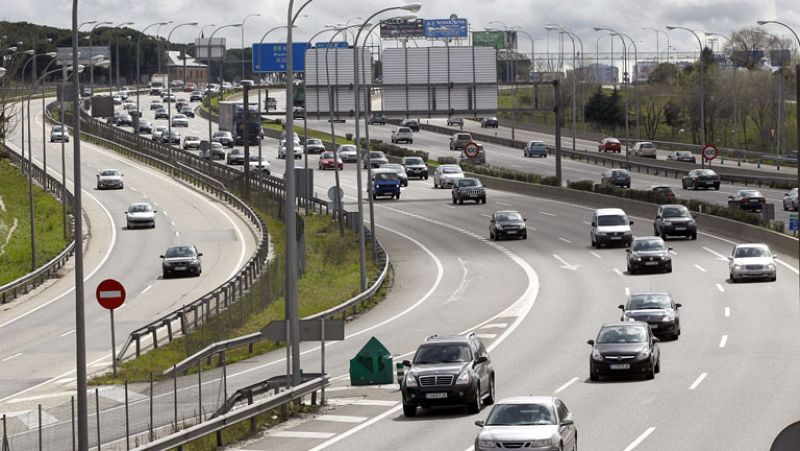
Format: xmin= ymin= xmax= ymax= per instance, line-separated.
xmin=349 ymin=336 xmax=394 ymax=385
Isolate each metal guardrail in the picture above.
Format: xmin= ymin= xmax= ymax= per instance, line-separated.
xmin=163 ymin=332 xmax=263 ymax=377
xmin=0 ymin=144 xmax=75 ymax=304
xmin=131 ymin=376 xmax=329 ymax=451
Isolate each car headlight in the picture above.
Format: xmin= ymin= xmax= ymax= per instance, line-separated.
xmin=404 ymin=373 xmax=417 ymax=387
xmin=456 ymin=370 xmax=471 ymax=385
xmin=664 ymin=220 xmax=672 ymax=226
xmin=495 ymin=224 xmax=503 ymax=230
xmin=634 ymin=256 xmax=642 ymax=262
xmin=530 ymin=438 xmax=558 ymax=448
xmin=597 ymin=232 xmax=607 ymax=237
xmin=663 ymin=256 xmax=671 ymax=261
xmin=733 ymin=264 xmax=742 ymax=270
xmin=688 ymin=220 xmax=696 ymax=225
xmin=591 ymin=349 xmax=603 ymax=361
xmin=477 ymin=439 xmax=497 ymax=449
xmin=662 ymin=313 xmax=675 ymax=322
xmin=636 ymin=349 xmax=651 ymax=360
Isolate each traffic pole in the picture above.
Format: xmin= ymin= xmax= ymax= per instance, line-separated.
xmin=110 ymin=309 xmax=117 ymax=378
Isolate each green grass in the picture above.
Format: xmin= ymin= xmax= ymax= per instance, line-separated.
xmin=262 ymin=122 xmax=355 ymax=145
xmin=91 ymin=212 xmax=381 ymax=384
xmin=0 ymin=158 xmax=69 ymax=286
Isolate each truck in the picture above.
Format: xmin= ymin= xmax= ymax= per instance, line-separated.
xmin=218 ymin=101 xmax=262 ymax=146
xmin=149 ymin=74 xmax=168 ymax=95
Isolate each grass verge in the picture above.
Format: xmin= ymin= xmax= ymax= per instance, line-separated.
xmin=262 ymin=122 xmax=355 ymax=145
xmin=0 ymin=157 xmax=69 ymax=286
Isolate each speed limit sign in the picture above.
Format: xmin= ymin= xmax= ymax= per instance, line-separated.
xmin=702 ymin=144 xmax=719 ymax=161
xmin=464 ymin=142 xmax=480 ymax=159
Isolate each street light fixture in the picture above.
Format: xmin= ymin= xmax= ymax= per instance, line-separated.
xmin=206 ymin=23 xmax=242 ymax=144
xmin=89 ymin=21 xmax=113 ymax=96
xmin=642 ymin=27 xmax=669 ymax=63
xmin=666 ymin=25 xmax=706 ymax=166
xmin=136 ymin=22 xmax=170 ymax=114
xmin=594 ymin=26 xmax=633 ymax=159
xmin=705 ymin=31 xmax=738 ymax=149
xmin=166 ymin=22 xmax=198 ymax=155
xmin=241 ymin=14 xmax=261 ymax=82
xmin=108 ymin=22 xmax=134 ymax=93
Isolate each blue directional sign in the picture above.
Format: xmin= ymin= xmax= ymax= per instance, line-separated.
xmin=789 ymin=212 xmax=799 ymax=232
xmin=252 ymin=42 xmax=310 ymax=73
xmin=314 ymin=41 xmax=348 ymax=49
xmin=424 ymin=19 xmax=468 ymax=39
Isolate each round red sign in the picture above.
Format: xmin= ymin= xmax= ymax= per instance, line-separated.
xmin=96 ymin=279 xmax=126 ymax=310
xmin=464 ymin=142 xmax=480 ymax=159
xmin=702 ymin=144 xmax=719 ymax=161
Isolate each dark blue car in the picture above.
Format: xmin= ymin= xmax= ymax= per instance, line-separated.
xmin=370 ymin=168 xmax=401 ymax=200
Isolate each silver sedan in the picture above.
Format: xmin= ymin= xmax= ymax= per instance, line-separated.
xmin=728 ymin=243 xmax=777 ymax=282
xmin=474 ymin=396 xmax=577 ymax=451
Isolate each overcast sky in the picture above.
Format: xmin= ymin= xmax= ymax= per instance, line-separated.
xmin=2 ymin=0 xmax=798 ymax=55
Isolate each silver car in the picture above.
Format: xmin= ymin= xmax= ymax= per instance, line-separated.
xmin=783 ymin=188 xmax=798 ymax=211
xmin=474 ymin=397 xmax=577 ymax=451
xmin=96 ymin=168 xmax=123 ymax=190
xmin=434 ymin=164 xmax=464 ymax=189
xmin=728 ymin=243 xmax=777 ymax=282
xmin=50 ymin=125 xmax=70 ymax=143
xmin=338 ymin=144 xmax=358 ymax=163
xmin=125 ymin=202 xmax=156 ymax=229
xmin=391 ymin=126 xmax=414 ymax=144
xmin=171 ymin=114 xmax=189 ymax=127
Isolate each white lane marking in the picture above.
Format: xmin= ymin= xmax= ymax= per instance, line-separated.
xmin=590 ymin=251 xmax=602 ymax=259
xmin=444 ymin=258 xmax=470 ymax=304
xmin=702 ymin=246 xmax=727 ymax=260
xmin=538 ymin=211 xmax=557 ymax=216
xmin=669 ymin=250 xmax=678 ymax=256
xmin=496 ymin=202 xmax=512 ymax=207
xmin=162 ymin=210 xmax=168 ymax=216
xmin=716 ymin=283 xmax=725 ymax=293
xmin=170 ymin=221 xmax=176 ymax=227
xmin=480 ymin=323 xmax=508 ymax=329
xmin=141 ymin=284 xmax=152 ymax=295
xmin=8 ymin=390 xmax=77 ymax=404
xmin=776 ymin=258 xmax=800 ymax=275
xmin=59 ymin=329 xmax=75 ymax=337
xmin=624 ymin=287 xmax=630 ymax=297
xmin=4 ymin=409 xmax=59 ymax=428
xmin=480 ymin=213 xmax=491 ymax=218
xmin=553 ymin=254 xmax=579 ymax=270
xmin=583 ymin=221 xmax=591 ymax=225
xmin=317 ymin=415 xmax=368 ymax=423
xmin=175 ymin=231 xmax=180 ymax=237
xmin=694 ymin=264 xmax=707 ymax=272
xmin=0 ymin=188 xmax=117 ymax=331
xmin=613 ymin=268 xmax=623 ymax=276
xmin=558 ymin=237 xmax=572 ymax=244
xmin=272 ymin=431 xmax=336 ymax=439
xmin=55 ymin=377 xmax=76 ymax=385
xmin=553 ymin=377 xmax=580 ymax=394
xmin=351 ymin=400 xmax=398 ymax=407
xmin=689 ymin=373 xmax=708 ymax=390
xmin=1 ymin=353 xmax=22 ymax=362
xmin=475 ymin=333 xmax=497 ymax=339
xmin=719 ymin=335 xmax=728 ymax=348
xmin=724 ymin=307 xmax=730 ymax=317
xmin=623 ymin=427 xmax=656 ymax=451
xmin=446 ymin=205 xmax=456 ymax=209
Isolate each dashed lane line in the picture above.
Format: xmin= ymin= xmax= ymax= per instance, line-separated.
xmin=623 ymin=427 xmax=656 ymax=451
xmin=719 ymin=335 xmax=728 ymax=348
xmin=1 ymin=353 xmax=22 ymax=362
xmin=689 ymin=373 xmax=708 ymax=390
xmin=694 ymin=264 xmax=707 ymax=272
xmin=553 ymin=377 xmax=580 ymax=394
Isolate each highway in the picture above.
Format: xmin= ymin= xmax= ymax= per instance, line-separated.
xmin=0 ymin=92 xmax=796 ymax=450
xmin=0 ymin=96 xmax=259 ymax=415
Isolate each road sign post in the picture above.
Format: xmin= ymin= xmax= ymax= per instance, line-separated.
xmin=96 ymin=279 xmax=126 ymax=377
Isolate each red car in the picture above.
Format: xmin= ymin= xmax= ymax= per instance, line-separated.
xmin=598 ymin=137 xmax=622 ymax=153
xmin=318 ymin=151 xmax=343 ymax=170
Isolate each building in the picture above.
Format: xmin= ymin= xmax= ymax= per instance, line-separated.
xmin=633 ymin=61 xmax=658 ymax=83
xmin=165 ymin=50 xmax=208 ymax=86
xmin=568 ymin=64 xmax=618 ymax=85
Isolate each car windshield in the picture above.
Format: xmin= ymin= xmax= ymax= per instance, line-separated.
xmin=165 ymin=246 xmax=196 ymax=258
xmin=443 ymin=167 xmax=462 ymax=174
xmin=496 ymin=212 xmax=522 ymax=221
xmin=100 ymin=170 xmax=119 ymax=177
xmin=374 ymin=172 xmax=399 ymax=181
xmin=53 ymin=126 xmax=63 ymax=132
xmin=340 ymin=145 xmax=356 ymax=152
xmin=485 ymin=404 xmax=556 ymax=426
xmin=404 ymin=158 xmax=424 ymax=165
xmin=456 ymin=134 xmax=471 ymax=140
xmin=677 ymin=151 xmax=691 ymax=156
xmin=211 ymin=143 xmax=223 ymax=149
xmin=632 ymin=239 xmax=666 ymax=252
xmin=531 ymin=142 xmax=545 ymax=148
xmin=459 ymin=179 xmax=480 ymax=187
xmin=662 ymin=207 xmax=689 ymax=218
xmin=598 ymin=326 xmax=647 ymax=343
xmin=652 ymin=186 xmax=671 ymax=193
xmin=370 ymin=152 xmax=385 ymax=159
xmin=628 ymin=293 xmax=671 ymax=310
xmin=248 ymin=155 xmax=263 ymax=162
xmin=612 ymin=170 xmax=629 ymax=177
xmin=597 ymin=215 xmax=627 ymax=226
xmin=128 ymin=204 xmax=152 ymax=213
xmin=308 ymin=139 xmax=322 ymax=145
xmin=734 ymin=246 xmax=770 ymax=258
xmin=698 ymin=169 xmax=716 ymax=176
xmin=397 ymin=128 xmax=411 ymax=133
xmin=187 ymin=136 xmax=199 ymax=141
xmin=739 ymin=190 xmax=762 ymax=197
xmin=413 ymin=343 xmax=471 ymax=364
xmin=321 ymin=152 xmax=335 ymax=159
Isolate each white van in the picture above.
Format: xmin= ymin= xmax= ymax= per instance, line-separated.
xmin=633 ymin=142 xmax=657 ymax=158
xmin=590 ymin=208 xmax=634 ymax=248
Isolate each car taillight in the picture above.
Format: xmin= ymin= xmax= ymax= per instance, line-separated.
xmin=740 ymin=198 xmax=747 ymax=204
xmin=759 ymin=197 xmax=765 ymax=203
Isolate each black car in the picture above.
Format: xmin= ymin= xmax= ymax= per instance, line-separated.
xmin=212 ymin=131 xmax=234 ymax=148
xmin=626 ymin=236 xmax=673 ymax=274
xmin=227 ymin=148 xmax=245 ymax=165
xmin=489 ymin=210 xmax=527 ymax=240
xmin=728 ymin=189 xmax=765 ymax=212
xmin=368 ymin=113 xmax=386 ymax=125
xmin=293 ymin=106 xmax=306 ymax=119
xmin=401 ymin=119 xmax=420 ymax=132
xmin=401 ymin=156 xmax=428 ymax=180
xmin=189 ymin=91 xmax=204 ymax=102
xmin=681 ymin=169 xmax=720 ymax=190
xmin=160 ymin=245 xmax=202 ymax=278
xmin=364 ymin=151 xmax=388 ymax=169
xmin=619 ymin=291 xmax=682 ymax=340
xmin=601 ymin=169 xmax=631 ymax=188
xmin=401 ymin=333 xmax=495 ymax=417
xmin=480 ymin=117 xmax=499 ymax=128
xmin=305 ymin=138 xmax=326 ymax=154
xmin=588 ymin=322 xmax=660 ymax=381
xmin=654 ymin=204 xmax=697 ymax=240
xmin=162 ymin=131 xmax=181 ymax=145
xmin=154 ymin=108 xmax=169 ymax=119
xmin=180 ymin=107 xmax=195 ymax=118
xmin=452 ymin=177 xmax=487 ymax=205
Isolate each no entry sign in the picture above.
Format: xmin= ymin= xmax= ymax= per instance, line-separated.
xmin=96 ymin=279 xmax=126 ymax=310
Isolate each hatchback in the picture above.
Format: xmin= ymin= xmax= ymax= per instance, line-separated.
xmin=588 ymin=322 xmax=661 ymax=381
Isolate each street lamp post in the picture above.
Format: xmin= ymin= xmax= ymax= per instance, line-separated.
xmin=256 ymin=25 xmax=293 ymax=182
xmin=594 ymin=26 xmax=630 ymax=160
xmin=546 ymin=25 xmax=578 ymax=151
xmin=643 ymin=27 xmax=669 ymax=63
xmin=108 ymin=22 xmax=134 ymax=94
xmin=206 ymin=24 xmax=242 ymax=144
xmin=166 ymin=22 xmax=198 ymax=158
xmin=706 ymin=31 xmax=738 ymax=150
xmin=618 ymin=32 xmax=640 ymax=140
xmin=136 ymin=22 xmax=170 ymax=115
xmin=89 ymin=21 xmax=113 ymax=96
xmin=666 ymin=26 xmax=705 ymax=166
xmin=240 ymin=13 xmax=261 ymax=83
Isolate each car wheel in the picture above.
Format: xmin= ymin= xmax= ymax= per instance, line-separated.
xmin=396 ymin=193 xmax=401 ymax=199
xmin=691 ymin=233 xmax=697 ymax=240
xmin=522 ymin=233 xmax=528 ymax=240
xmin=646 ymin=365 xmax=656 ymax=380
xmin=458 ymin=198 xmax=464 ymax=205
xmin=467 ymin=384 xmax=481 ymax=413
xmin=660 ymin=230 xmax=667 ymax=240
xmin=785 ymin=203 xmax=790 ymax=211
xmin=452 ymin=197 xmax=457 ymax=204
xmin=590 ymin=372 xmax=599 ymax=382
xmin=730 ymin=273 xmax=737 ymax=283
xmin=162 ymin=270 xmax=169 ymax=279
xmin=628 ymin=264 xmax=635 ymax=275
xmin=771 ymin=275 xmax=777 ymax=282
xmin=489 ymin=231 xmax=495 ymax=241
xmin=714 ymin=184 xmax=720 ymax=190
xmin=481 ymin=198 xmax=486 ymax=204
xmin=482 ymin=378 xmax=497 ymax=406
xmin=402 ymin=404 xmax=417 ymax=417
xmin=655 ymin=358 xmax=661 ymax=374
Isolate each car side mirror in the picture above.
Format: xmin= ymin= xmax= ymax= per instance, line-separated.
xmin=629 ymin=220 xmax=634 ymax=225
xmin=626 ymin=248 xmax=631 ymax=253
xmin=197 ymin=253 xmax=203 ymax=257
xmin=153 ymin=210 xmax=158 ymax=213
xmin=474 ymin=356 xmax=488 ymax=365
xmin=591 ymin=222 xmax=596 ymax=227
xmin=124 ymin=211 xmax=128 ymax=214
xmin=561 ymin=418 xmax=574 ymax=426
xmin=652 ymin=337 xmax=660 ymax=343
xmin=586 ymin=339 xmax=595 ymax=346
xmin=618 ymin=304 xmax=625 ymax=310
xmin=523 ymin=218 xmax=527 ymax=222
xmin=727 ymin=256 xmax=733 ymax=261
xmin=402 ymin=359 xmax=411 ymax=367
xmin=676 ymin=303 xmax=682 ymax=308
xmin=474 ymin=420 xmax=485 ymax=427
xmin=159 ymin=255 xmax=165 ymax=259
xmin=668 ymin=246 xmax=673 ymax=251
xmin=727 ymin=195 xmax=733 ymax=199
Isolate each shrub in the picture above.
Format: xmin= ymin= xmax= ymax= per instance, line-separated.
xmin=567 ymin=179 xmax=595 ymax=191
xmin=438 ymin=156 xmax=458 ymax=165
xmin=540 ymin=176 xmax=560 ymax=186
xmin=360 ymin=138 xmax=429 ymax=162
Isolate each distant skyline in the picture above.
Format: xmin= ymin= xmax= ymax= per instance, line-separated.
xmin=1 ymin=0 xmax=798 ymax=56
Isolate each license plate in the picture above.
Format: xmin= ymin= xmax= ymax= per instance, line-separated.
xmin=645 ymin=261 xmax=658 ymax=266
xmin=610 ymin=236 xmax=622 ymax=240
xmin=609 ymin=364 xmax=630 ymax=370
xmin=174 ymin=267 xmax=187 ymax=271
xmin=675 ymin=227 xmax=686 ymax=231
xmin=749 ymin=199 xmax=759 ymax=203
xmin=649 ymin=324 xmax=659 ymax=329
xmin=506 ymin=230 xmax=517 ymax=235
xmin=425 ymin=393 xmax=447 ymax=399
